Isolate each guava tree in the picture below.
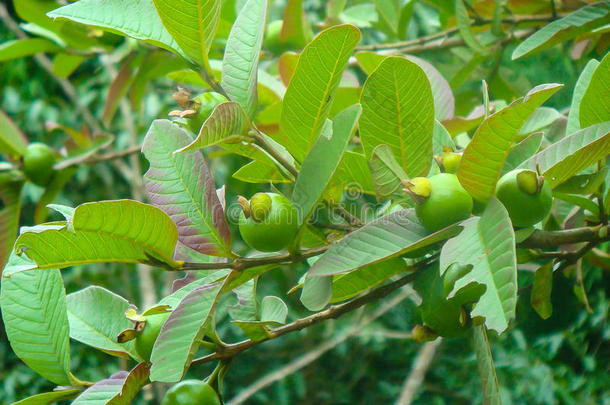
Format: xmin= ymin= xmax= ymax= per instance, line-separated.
xmin=0 ymin=0 xmax=609 ymax=403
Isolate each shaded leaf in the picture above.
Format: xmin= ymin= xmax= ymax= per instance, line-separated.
xmin=530 ymin=262 xmax=553 ymax=319
xmin=279 ymin=24 xmax=360 ymax=162
xmin=440 ymin=197 xmax=517 ymax=333
xmin=300 ymin=272 xmax=333 ymax=311
xmin=0 ymin=179 xmax=23 ymax=271
xmin=334 ymin=151 xmax=376 ymax=195
xmin=369 ymin=144 xmax=408 ymax=201
xmin=567 ymin=59 xmax=599 ymax=135
xmin=455 ymin=0 xmax=488 ymax=55
xmin=501 ymin=132 xmax=543 ymax=176
xmin=0 ymin=38 xmax=61 ymax=62
xmin=52 ymin=53 xmax=86 ymax=78
xmin=457 ymin=84 xmax=562 ymax=202
xmin=12 ymin=388 xmax=82 ymax=405
xmin=72 ymin=362 xmax=150 ymax=405
xmin=143 ymin=120 xmax=231 ymax=256
xmin=0 ymin=110 xmax=28 ymax=159
xmin=512 ymin=2 xmax=610 ymax=60
xmin=359 ymin=56 xmax=434 ymax=177
xmin=472 ymin=325 xmax=502 ymax=405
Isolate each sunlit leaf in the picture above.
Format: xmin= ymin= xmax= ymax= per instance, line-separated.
xmin=0 ymin=38 xmax=61 ymax=61
xmin=567 ymin=59 xmax=599 ymax=135
xmin=580 ymin=52 xmax=610 ymax=128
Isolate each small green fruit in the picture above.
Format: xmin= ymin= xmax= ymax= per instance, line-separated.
xmin=188 ymin=92 xmax=228 ymax=134
xmin=161 ymin=380 xmax=221 ymax=405
xmin=22 ymin=142 xmax=56 ymax=186
xmin=412 ymin=173 xmax=473 ymax=232
xmin=495 ymin=169 xmax=552 ymax=227
xmin=238 ymin=192 xmax=298 ymax=252
xmin=263 ymin=20 xmax=286 ymax=54
xmin=134 ymin=312 xmax=170 ymax=361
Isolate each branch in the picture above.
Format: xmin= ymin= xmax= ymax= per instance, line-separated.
xmin=191 ymin=267 xmax=425 ymax=367
xmin=518 ymin=224 xmax=610 ymax=249
xmin=356 ymin=14 xmax=564 ymax=52
xmin=84 ymin=144 xmax=143 ymax=164
xmin=227 ymin=289 xmax=414 ymax=405
xmin=0 ymin=3 xmax=101 ymax=133
xmin=396 ymin=340 xmax=442 ymax=405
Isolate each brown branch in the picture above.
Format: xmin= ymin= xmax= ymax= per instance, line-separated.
xmin=356 ymin=14 xmax=565 ymax=52
xmin=0 ymin=3 xmax=101 ymax=133
xmin=397 ymin=339 xmax=442 ymax=405
xmin=191 ymin=268 xmax=423 ymax=366
xmin=84 ymin=144 xmax=143 ymax=164
xmin=518 ymin=225 xmax=610 ymax=249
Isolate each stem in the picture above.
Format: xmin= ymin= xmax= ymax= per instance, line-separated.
xmin=518 ymin=225 xmax=610 ymax=249
xmin=84 ymin=144 xmax=143 ymax=164
xmin=191 ymin=267 xmax=425 ymax=367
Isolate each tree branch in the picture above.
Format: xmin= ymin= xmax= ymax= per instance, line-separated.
xmin=83 ymin=144 xmax=143 ymax=164
xmin=517 ymin=225 xmax=610 ymax=249
xmin=396 ymin=339 xmax=442 ymax=405
xmin=191 ymin=267 xmax=425 ymax=367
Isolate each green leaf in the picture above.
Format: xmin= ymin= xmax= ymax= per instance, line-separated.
xmin=177 ymin=102 xmax=250 ymax=152
xmin=233 ymin=160 xmax=291 ymax=183
xmin=374 ymin=0 xmax=399 ymax=34
xmin=501 ymin=132 xmax=543 ymax=176
xmin=567 ymin=59 xmax=599 ymax=135
xmin=455 ymin=0 xmax=488 ymax=55
xmin=34 ymin=167 xmax=78 ymax=224
xmin=0 ymin=38 xmax=61 ymax=62
xmin=530 ymin=262 xmax=553 ymax=320
xmin=233 ymin=295 xmax=288 ymax=341
xmin=369 ymin=144 xmax=408 ymax=201
xmin=457 ymin=84 xmax=562 ymax=202
xmin=330 ymin=257 xmax=409 ymax=303
xmin=280 ymin=0 xmax=313 ymax=47
xmin=359 ymin=56 xmax=434 ymax=177
xmin=440 ymin=197 xmax=517 ymax=333
xmin=221 ymin=0 xmax=267 ymax=117
xmin=72 ymin=363 xmax=150 ymax=405
xmin=150 ymin=280 xmax=224 ymax=382
xmin=66 ymin=286 xmax=141 ymax=361
xmin=292 ymin=105 xmax=362 ymax=226
xmin=472 ymin=325 xmax=503 ymax=405
xmin=0 ymin=180 xmax=23 ymax=271
xmin=580 ymin=52 xmax=610 ymax=128
xmin=8 ymin=200 xmax=179 ymax=275
xmin=0 ymin=254 xmax=71 ymax=385
xmin=48 ymin=0 xmax=183 ymax=56
xmin=53 ymin=134 xmax=114 ymax=170
xmin=153 ymin=0 xmax=221 ymax=67
xmin=334 ymin=151 xmax=376 ymax=195
xmin=12 ymin=388 xmax=82 ymax=405
xmin=300 ymin=273 xmax=333 ymax=311
xmin=553 ymin=167 xmax=608 ymax=195
xmin=407 ymin=55 xmax=455 ymax=121
xmin=518 ymin=121 xmax=610 ymax=188
xmin=143 ymin=120 xmax=232 ymax=256
xmin=432 ymin=119 xmax=456 ymax=157
xmin=52 ymin=53 xmax=86 ymax=78
xmin=159 ymin=270 xmax=229 ymax=308
xmin=512 ymin=2 xmax=610 ymax=60
xmin=309 ymin=209 xmax=461 ymax=277
xmin=518 ymin=107 xmax=561 ymax=136
xmin=341 ymin=4 xmax=378 ymax=28
xmin=0 ymin=110 xmax=28 ymax=159
xmin=279 ymin=24 xmax=361 ymax=162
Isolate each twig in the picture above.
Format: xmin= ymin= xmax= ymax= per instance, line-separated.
xmin=0 ymin=3 xmax=100 ymax=133
xmin=396 ymin=339 xmax=442 ymax=405
xmin=228 ymin=289 xmax=414 ymax=405
xmin=84 ymin=144 xmax=143 ymax=164
xmin=355 ymin=14 xmax=563 ymax=52
xmin=517 ymin=225 xmax=610 ymax=249
xmin=191 ymin=266 xmax=426 ymax=366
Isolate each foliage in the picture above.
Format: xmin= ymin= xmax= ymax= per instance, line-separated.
xmin=0 ymin=0 xmax=609 ymax=404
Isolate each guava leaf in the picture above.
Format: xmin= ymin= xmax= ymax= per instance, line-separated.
xmin=66 ymin=286 xmax=141 ymax=361
xmin=0 ymin=38 xmax=61 ymax=61
xmin=0 ymin=179 xmax=23 ymax=271
xmin=8 ymin=200 xmax=179 ymax=275
xmin=11 ymin=388 xmax=82 ymax=405
xmin=512 ymin=2 xmax=610 ymax=60
xmin=472 ymin=325 xmax=502 ymax=405
xmin=531 ymin=262 xmax=553 ymax=320
xmin=292 ymin=104 xmax=362 ymax=226
xmin=457 ymin=83 xmax=562 ymax=202
xmin=233 ymin=296 xmax=288 ymax=341
xmin=177 ymin=102 xmax=250 ymax=152
xmin=518 ymin=121 xmax=610 ymax=188
xmin=158 ymin=270 xmax=230 ymax=308
xmin=359 ymin=56 xmax=434 ymax=177
xmin=455 ymin=0 xmax=489 ymax=55
xmin=440 ymin=197 xmax=517 ymax=334
xmin=500 ymin=132 xmax=543 ymax=176
xmin=369 ymin=144 xmax=409 ymax=201
xmin=143 ymin=120 xmax=231 ymax=256
xmin=300 ymin=273 xmax=333 ymax=311
xmin=334 ymin=151 xmax=376 ymax=195
xmin=567 ymin=59 xmax=599 ymax=135
xmin=580 ymin=52 xmax=610 ymax=128
xmin=0 ymin=253 xmax=71 ymax=385
xmin=221 ymin=0 xmax=267 ymax=117
xmin=72 ymin=362 xmax=150 ymax=405
xmin=150 ymin=280 xmax=224 ymax=382
xmin=309 ymin=209 xmax=461 ymax=277
xmin=48 ymin=0 xmax=183 ymax=56
xmin=227 ymin=278 xmax=258 ymax=322
xmin=34 ymin=167 xmax=77 ymax=224
xmin=280 ymin=0 xmax=313 ymax=47
xmin=279 ymin=24 xmax=360 ymax=162
xmin=152 ymin=0 xmax=221 ymax=67
xmin=232 ymin=160 xmax=291 ymax=183
xmin=0 ymin=110 xmax=28 ymax=158
xmin=518 ymin=107 xmax=561 ymax=136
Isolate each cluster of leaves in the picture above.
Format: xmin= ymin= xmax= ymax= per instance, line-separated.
xmin=0 ymin=0 xmax=609 ymax=404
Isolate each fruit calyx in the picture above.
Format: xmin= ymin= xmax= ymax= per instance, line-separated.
xmin=516 ymin=169 xmax=544 ymax=195
xmin=412 ymin=324 xmax=438 ymax=342
xmin=402 ymin=177 xmax=431 ymax=205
